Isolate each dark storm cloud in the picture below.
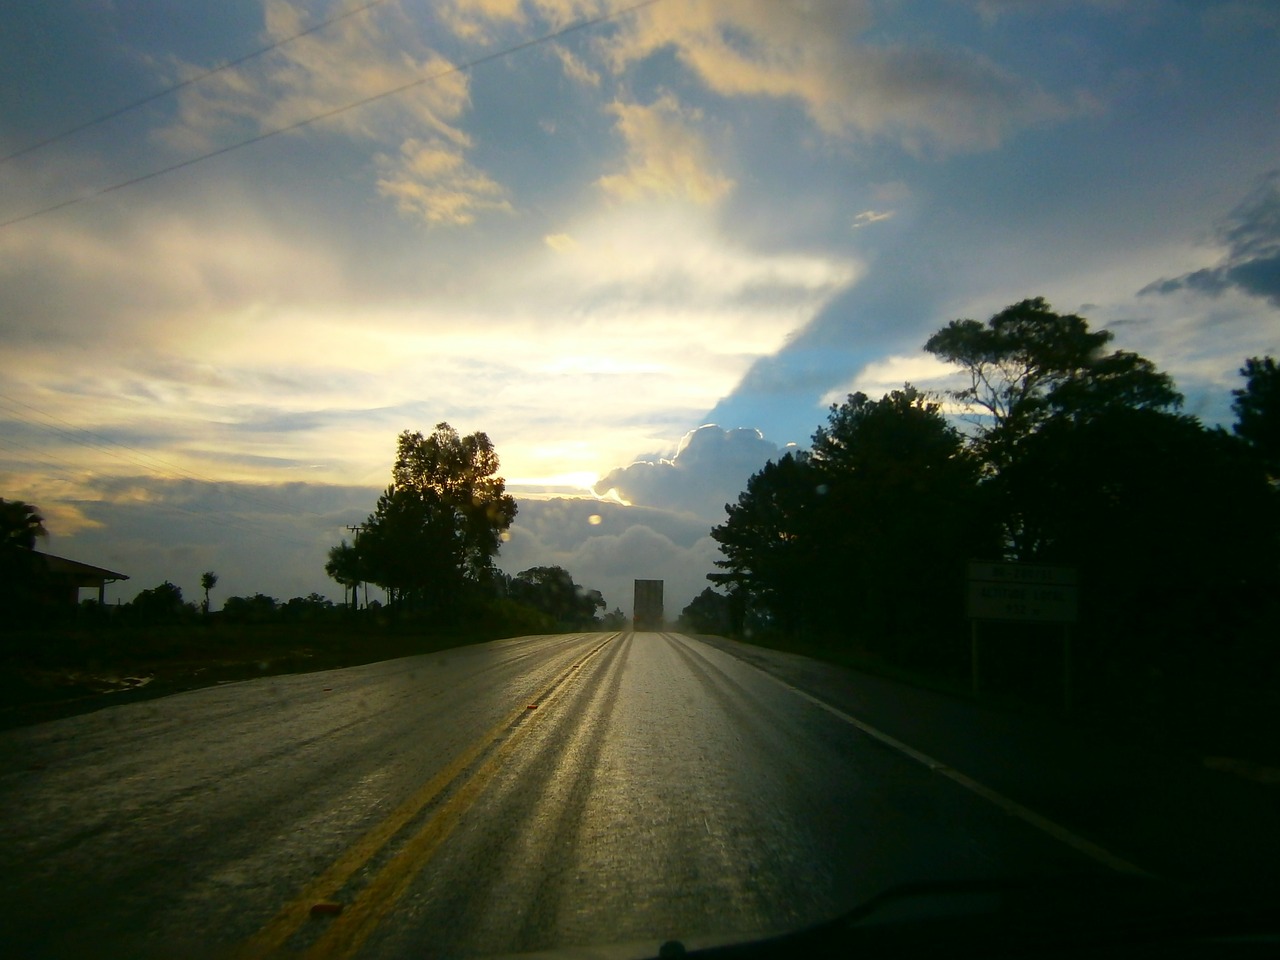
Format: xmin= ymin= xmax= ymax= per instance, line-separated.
xmin=1141 ymin=170 xmax=1280 ymax=307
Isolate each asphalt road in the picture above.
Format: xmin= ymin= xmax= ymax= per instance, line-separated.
xmin=0 ymin=631 xmax=1250 ymax=958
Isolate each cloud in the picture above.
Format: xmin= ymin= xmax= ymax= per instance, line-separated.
xmin=376 ymin=137 xmax=513 ymax=225
xmin=852 ymin=209 xmax=894 ymax=228
xmin=543 ymin=232 xmax=578 ymax=252
xmin=819 ymin=354 xmax=962 ymax=408
xmin=1140 ymin=170 xmax=1280 ymax=307
xmin=21 ymin=475 xmax=377 ymax=607
xmin=156 ymin=0 xmax=508 ymax=226
xmin=0 ymin=174 xmax=854 ymax=493
xmin=552 ymin=42 xmax=601 ymax=86
xmin=497 ymin=497 xmax=723 ymax=618
xmin=593 ymin=424 xmax=785 ymax=521
xmin=597 ymin=93 xmax=734 ymax=205
xmin=605 ymin=0 xmax=1077 ymax=152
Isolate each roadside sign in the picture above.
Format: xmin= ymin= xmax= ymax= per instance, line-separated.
xmin=966 ymin=560 xmax=1079 ymax=712
xmin=966 ymin=562 xmax=1078 ymax=623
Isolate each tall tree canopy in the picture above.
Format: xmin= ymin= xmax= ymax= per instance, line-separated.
xmin=356 ymin=424 xmax=516 ymax=614
xmin=712 ymin=387 xmax=989 ymax=648
xmin=0 ymin=498 xmax=46 ymax=551
xmin=1232 ymin=355 xmax=1280 ymax=479
xmin=924 ymin=297 xmax=1181 ymax=467
xmin=324 ymin=539 xmax=364 ymax=609
xmin=710 ymin=451 xmax=821 ymax=637
xmin=0 ymin=498 xmax=48 ymax=619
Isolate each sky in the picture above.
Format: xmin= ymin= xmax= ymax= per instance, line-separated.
xmin=1 ymin=0 xmax=1278 ymax=617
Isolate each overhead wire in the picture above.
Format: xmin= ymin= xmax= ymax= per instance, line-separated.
xmin=0 ymin=0 xmax=667 ymax=556
xmin=0 ymin=0 xmax=664 ymax=231
xmin=0 ymin=0 xmax=396 ymax=166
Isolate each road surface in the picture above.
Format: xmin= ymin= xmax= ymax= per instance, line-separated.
xmin=0 ymin=631 xmax=1267 ymax=958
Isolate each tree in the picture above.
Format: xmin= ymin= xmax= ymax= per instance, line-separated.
xmin=222 ymin=593 xmax=279 ymax=623
xmin=356 ymin=424 xmax=517 ymax=615
xmin=0 ymin=498 xmax=48 ymax=621
xmin=282 ymin=593 xmax=335 ymax=621
xmin=678 ymin=587 xmax=732 ymax=635
xmin=926 ymin=298 xmax=1183 ymax=559
xmin=808 ymin=386 xmax=988 ymax=650
xmin=509 ymin=566 xmax=605 ymax=629
xmin=0 ymin=498 xmax=46 ymax=551
xmin=924 ymin=297 xmax=1181 ymax=468
xmin=710 ymin=452 xmax=822 ymax=637
xmin=711 ymin=387 xmax=989 ymax=660
xmin=200 ymin=571 xmax=218 ymax=615
xmin=1232 ymin=355 xmax=1280 ymax=479
xmin=996 ymin=406 xmax=1279 ymax=685
xmin=325 ymin=540 xmax=364 ymax=610
xmin=126 ymin=581 xmax=192 ymax=623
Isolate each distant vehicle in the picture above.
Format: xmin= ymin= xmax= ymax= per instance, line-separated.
xmin=633 ymin=579 xmax=663 ymax=630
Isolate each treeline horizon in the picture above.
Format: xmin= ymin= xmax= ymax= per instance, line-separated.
xmin=678 ymin=298 xmax=1277 ymax=725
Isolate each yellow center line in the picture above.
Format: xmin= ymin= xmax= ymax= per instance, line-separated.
xmin=303 ymin=636 xmax=613 ymax=960
xmin=236 ymin=634 xmax=615 ymax=959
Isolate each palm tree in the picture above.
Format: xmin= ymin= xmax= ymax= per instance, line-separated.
xmin=200 ymin=571 xmax=218 ymax=615
xmin=325 ymin=540 xmax=362 ymax=610
xmin=0 ymin=498 xmax=47 ymax=551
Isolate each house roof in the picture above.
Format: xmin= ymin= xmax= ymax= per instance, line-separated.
xmin=34 ymin=552 xmax=129 ymax=584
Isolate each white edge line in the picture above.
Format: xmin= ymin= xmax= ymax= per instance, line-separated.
xmin=756 ymin=669 xmax=1159 ymax=880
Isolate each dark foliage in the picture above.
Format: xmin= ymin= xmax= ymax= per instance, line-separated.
xmin=710 ymin=299 xmax=1279 ymax=713
xmin=1232 ymin=355 xmax=1280 ymax=479
xmin=507 ymin=566 xmax=605 ymax=630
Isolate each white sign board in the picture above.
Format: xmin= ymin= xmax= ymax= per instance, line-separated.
xmin=966 ymin=562 xmax=1078 ymax=623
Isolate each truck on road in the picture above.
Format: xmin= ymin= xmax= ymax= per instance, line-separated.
xmin=633 ymin=579 xmax=664 ymax=631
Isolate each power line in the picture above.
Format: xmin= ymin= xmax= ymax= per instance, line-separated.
xmin=0 ymin=0 xmax=395 ymax=166
xmin=0 ymin=0 xmax=664 ymax=231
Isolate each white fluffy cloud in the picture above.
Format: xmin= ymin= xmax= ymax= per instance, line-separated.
xmin=594 ymin=424 xmax=786 ymax=521
xmin=602 ymin=0 xmax=1076 ymax=152
xmin=156 ymin=0 xmax=505 ymax=227
xmin=597 ymin=93 xmax=733 ymax=204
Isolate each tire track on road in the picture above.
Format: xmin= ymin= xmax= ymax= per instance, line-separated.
xmin=238 ymin=633 xmax=618 ymax=959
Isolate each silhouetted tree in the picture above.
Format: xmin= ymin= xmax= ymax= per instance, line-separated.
xmin=678 ymin=587 xmax=732 ymax=635
xmin=0 ymin=498 xmax=48 ymax=622
xmin=325 ymin=539 xmax=364 ymax=610
xmin=200 ymin=570 xmax=218 ymax=615
xmin=712 ymin=387 xmax=989 ymax=662
xmin=0 ymin=498 xmax=47 ymax=551
xmin=357 ymin=424 xmax=517 ymax=615
xmin=601 ymin=607 xmax=627 ymax=630
xmin=808 ymin=386 xmax=988 ymax=650
xmin=222 ymin=593 xmax=279 ymax=623
xmin=926 ymin=299 xmax=1182 ymax=558
xmin=126 ymin=581 xmax=192 ymax=623
xmin=924 ymin=297 xmax=1181 ymax=470
xmin=509 ymin=565 xmax=605 ymax=629
xmin=1232 ymin=355 xmax=1280 ymax=479
xmin=999 ymin=406 xmax=1279 ymax=684
xmin=711 ymin=451 xmax=822 ymax=637
xmin=281 ymin=593 xmax=335 ymax=621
